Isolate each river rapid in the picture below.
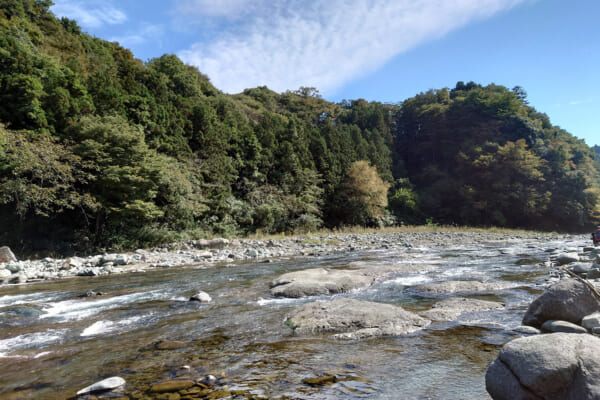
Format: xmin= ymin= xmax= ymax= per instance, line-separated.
xmin=0 ymin=232 xmax=591 ymax=399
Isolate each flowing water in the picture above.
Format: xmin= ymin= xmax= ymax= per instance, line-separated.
xmin=0 ymin=236 xmax=588 ymax=399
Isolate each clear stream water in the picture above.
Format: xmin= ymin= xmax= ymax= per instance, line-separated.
xmin=0 ymin=236 xmax=589 ymax=399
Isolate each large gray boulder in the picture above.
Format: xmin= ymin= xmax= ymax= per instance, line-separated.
xmin=0 ymin=246 xmax=16 ymax=263
xmin=270 ymin=268 xmax=375 ymax=298
xmin=486 ymin=333 xmax=600 ymax=399
xmin=420 ymin=297 xmax=505 ymax=321
xmin=285 ymin=298 xmax=430 ymax=339
xmin=522 ymin=279 xmax=600 ymax=328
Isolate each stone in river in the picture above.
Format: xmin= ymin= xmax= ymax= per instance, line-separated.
xmin=150 ymin=379 xmax=195 ymax=393
xmin=190 ymin=291 xmax=212 ymax=302
xmin=486 ymin=333 xmax=600 ymax=399
xmin=270 ymin=268 xmax=375 ymax=298
xmin=76 ymin=376 xmax=126 ymax=395
xmin=541 ymin=320 xmax=588 ymax=334
xmin=285 ymin=298 xmax=430 ymax=339
xmin=582 ymin=312 xmax=600 ymax=331
xmin=413 ymin=280 xmax=512 ymax=295
xmin=555 ymin=252 xmax=580 ymax=265
xmin=522 ymin=278 xmax=600 ymax=328
xmin=420 ymin=297 xmax=505 ymax=321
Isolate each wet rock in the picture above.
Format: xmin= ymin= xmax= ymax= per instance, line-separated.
xmin=555 ymin=252 xmax=580 ymax=265
xmin=582 ymin=312 xmax=600 ymax=331
xmin=511 ymin=325 xmax=541 ymax=335
xmin=522 ymin=278 xmax=600 ymax=328
xmin=570 ymin=262 xmax=593 ymax=274
xmin=413 ymin=280 xmax=512 ymax=295
xmin=420 ymin=297 xmax=505 ymax=321
xmin=150 ymin=379 xmax=195 ymax=393
xmin=0 ymin=246 xmax=16 ymax=263
xmin=76 ymin=376 xmax=126 ymax=395
xmin=189 ymin=291 xmax=212 ymax=302
xmin=270 ymin=268 xmax=375 ymax=298
xmin=587 ymin=268 xmax=600 ymax=280
xmin=541 ymin=320 xmax=588 ymax=334
xmin=286 ymin=298 xmax=430 ymax=339
xmin=486 ymin=333 xmax=600 ymax=399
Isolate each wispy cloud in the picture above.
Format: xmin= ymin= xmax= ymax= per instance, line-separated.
xmin=569 ymin=99 xmax=594 ymax=106
xmin=110 ymin=24 xmax=165 ymax=48
xmin=174 ymin=0 xmax=263 ymax=19
xmin=178 ymin=0 xmax=528 ymax=94
xmin=51 ymin=0 xmax=127 ymax=29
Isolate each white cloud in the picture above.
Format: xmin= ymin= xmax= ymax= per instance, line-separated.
xmin=178 ymin=0 xmax=528 ymax=94
xmin=110 ymin=24 xmax=165 ymax=48
xmin=174 ymin=0 xmax=265 ymax=18
xmin=51 ymin=0 xmax=127 ymax=29
xmin=569 ymin=99 xmax=594 ymax=106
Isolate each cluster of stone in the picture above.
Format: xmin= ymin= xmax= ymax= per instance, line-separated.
xmin=486 ymin=246 xmax=600 ymax=399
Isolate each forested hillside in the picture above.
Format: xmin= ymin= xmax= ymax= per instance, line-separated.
xmin=1 ymin=1 xmax=599 ymax=253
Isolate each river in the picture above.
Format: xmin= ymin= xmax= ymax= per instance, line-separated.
xmin=0 ymin=234 xmax=589 ymax=399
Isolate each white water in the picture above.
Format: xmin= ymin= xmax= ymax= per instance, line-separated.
xmin=40 ymin=290 xmax=169 ymax=321
xmin=0 ymin=329 xmax=67 ymax=358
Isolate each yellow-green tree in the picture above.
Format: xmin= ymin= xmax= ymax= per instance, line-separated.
xmin=341 ymin=160 xmax=390 ymax=225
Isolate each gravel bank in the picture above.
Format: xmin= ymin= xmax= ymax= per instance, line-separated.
xmin=0 ymin=230 xmax=587 ymax=285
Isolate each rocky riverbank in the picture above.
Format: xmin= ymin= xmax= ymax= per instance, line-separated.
xmin=0 ymin=230 xmax=583 ymax=285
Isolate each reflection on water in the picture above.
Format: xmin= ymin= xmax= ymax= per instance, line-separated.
xmin=0 ymin=237 xmax=585 ymax=399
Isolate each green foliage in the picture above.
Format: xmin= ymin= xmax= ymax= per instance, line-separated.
xmin=0 ymin=124 xmax=96 ymax=218
xmin=0 ymin=1 xmax=598 ymax=252
xmin=395 ymin=83 xmax=600 ymax=229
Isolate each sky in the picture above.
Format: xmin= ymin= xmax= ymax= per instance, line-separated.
xmin=50 ymin=0 xmax=599 ymax=147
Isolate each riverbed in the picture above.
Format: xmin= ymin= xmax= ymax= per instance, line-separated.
xmin=0 ymin=232 xmax=592 ymax=399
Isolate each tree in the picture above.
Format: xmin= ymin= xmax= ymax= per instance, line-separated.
xmin=69 ymin=115 xmax=164 ymax=241
xmin=339 ymin=161 xmax=390 ymax=226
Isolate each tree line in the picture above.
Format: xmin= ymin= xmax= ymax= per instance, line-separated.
xmin=0 ymin=0 xmax=598 ymax=253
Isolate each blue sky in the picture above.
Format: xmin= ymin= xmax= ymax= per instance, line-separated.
xmin=50 ymin=0 xmax=599 ymax=147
